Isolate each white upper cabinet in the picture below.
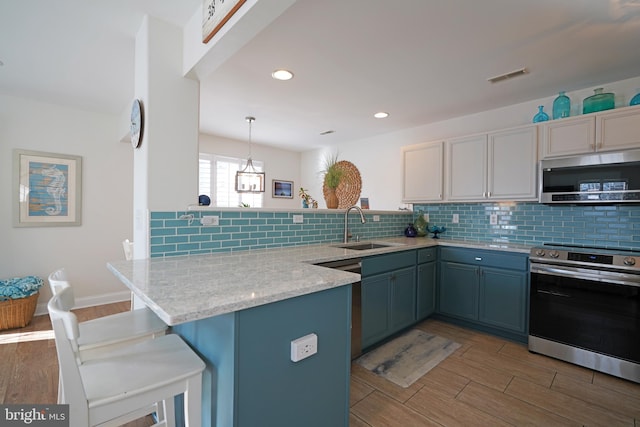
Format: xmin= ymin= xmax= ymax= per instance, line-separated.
xmin=401 ymin=141 xmax=444 ymax=202
xmin=447 ymin=125 xmax=538 ymax=202
xmin=542 ymin=116 xmax=595 ymax=158
xmin=447 ymin=134 xmax=487 ymax=201
xmin=488 ymin=126 xmax=538 ymax=200
xmin=542 ymin=105 xmax=640 ymax=158
xmin=596 ymin=106 xmax=640 ymax=152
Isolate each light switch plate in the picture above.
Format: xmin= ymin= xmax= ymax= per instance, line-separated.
xmin=452 ymin=214 xmax=459 ymax=224
xmin=293 ymin=214 xmax=304 ymax=224
xmin=490 ymin=213 xmax=498 ymax=225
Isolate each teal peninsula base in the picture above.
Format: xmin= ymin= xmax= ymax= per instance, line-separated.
xmin=173 ymin=285 xmax=352 ymax=427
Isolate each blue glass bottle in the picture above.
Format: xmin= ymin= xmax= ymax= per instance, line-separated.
xmin=630 ymin=91 xmax=640 ymax=106
xmin=533 ymin=105 xmax=549 ymax=123
xmin=553 ymin=91 xmax=571 ymax=119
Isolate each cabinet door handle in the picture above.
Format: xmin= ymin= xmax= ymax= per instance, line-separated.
xmin=487 ymin=191 xmax=491 ymax=198
xmin=475 ymin=257 xmax=482 ymax=261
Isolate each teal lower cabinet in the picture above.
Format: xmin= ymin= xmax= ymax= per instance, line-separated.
xmin=361 ymin=251 xmax=417 ymax=349
xmin=173 ymin=285 xmax=351 ymax=427
xmin=439 ymin=261 xmax=479 ymax=321
xmin=438 ymin=246 xmax=529 ymax=341
xmin=416 ymin=247 xmax=437 ymax=320
xmin=478 ymin=266 xmax=527 ymax=333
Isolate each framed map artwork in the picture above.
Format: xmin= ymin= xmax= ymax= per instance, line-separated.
xmin=13 ymin=149 xmax=82 ymax=227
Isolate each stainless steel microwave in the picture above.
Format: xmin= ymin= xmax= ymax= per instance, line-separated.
xmin=539 ymin=149 xmax=640 ymax=204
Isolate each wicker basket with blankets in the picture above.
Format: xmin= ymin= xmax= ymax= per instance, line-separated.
xmin=0 ymin=275 xmax=43 ymax=330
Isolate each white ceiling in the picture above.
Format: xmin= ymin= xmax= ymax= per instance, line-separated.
xmin=2 ymin=0 xmax=640 ymax=151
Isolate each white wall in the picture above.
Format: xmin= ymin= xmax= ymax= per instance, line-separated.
xmin=301 ymin=75 xmax=640 ymax=210
xmin=0 ymin=94 xmax=133 ymax=312
xmin=199 ymin=133 xmax=302 ymax=209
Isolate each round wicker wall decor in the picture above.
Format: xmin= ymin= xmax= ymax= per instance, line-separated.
xmin=322 ymin=160 xmax=362 ymax=209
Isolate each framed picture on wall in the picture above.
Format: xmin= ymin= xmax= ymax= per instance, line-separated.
xmin=272 ymin=180 xmax=293 ymax=199
xmin=202 ymin=0 xmax=247 ymax=43
xmin=13 ymin=149 xmax=82 ymax=227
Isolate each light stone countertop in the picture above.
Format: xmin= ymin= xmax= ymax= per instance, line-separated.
xmin=107 ymin=237 xmax=531 ymax=325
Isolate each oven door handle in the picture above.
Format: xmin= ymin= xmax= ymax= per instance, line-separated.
xmin=536 ymin=289 xmax=571 ymax=298
xmin=531 ymin=264 xmax=640 ymax=288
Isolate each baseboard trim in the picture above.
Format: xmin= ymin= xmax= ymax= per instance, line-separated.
xmin=34 ymin=290 xmax=132 ymax=316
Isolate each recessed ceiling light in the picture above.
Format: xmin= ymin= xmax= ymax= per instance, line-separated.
xmin=374 ymin=112 xmax=389 ymax=119
xmin=272 ymin=69 xmax=294 ymax=81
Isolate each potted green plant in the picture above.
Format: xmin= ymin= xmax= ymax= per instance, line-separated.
xmin=323 ymin=153 xmax=343 ymax=209
xmin=299 ymin=187 xmax=312 ymax=208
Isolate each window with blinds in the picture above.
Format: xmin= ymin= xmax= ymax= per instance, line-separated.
xmin=199 ymin=154 xmax=264 ymax=208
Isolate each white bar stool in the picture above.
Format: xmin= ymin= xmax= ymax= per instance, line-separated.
xmin=48 ymin=288 xmax=205 ymax=427
xmin=48 ymin=268 xmax=168 ymax=404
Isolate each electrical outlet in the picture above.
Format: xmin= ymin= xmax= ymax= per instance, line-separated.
xmin=200 ymin=215 xmax=219 ymax=225
xmin=452 ymin=213 xmax=459 ymax=224
xmin=490 ymin=213 xmax=498 ymax=225
xmin=291 ymin=333 xmax=318 ymax=362
xmin=373 ymin=215 xmax=380 ymax=222
xmin=423 ymin=213 xmax=429 ymax=222
xmin=293 ymin=214 xmax=304 ymax=224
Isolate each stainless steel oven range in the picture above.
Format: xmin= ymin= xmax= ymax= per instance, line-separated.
xmin=529 ymin=245 xmax=640 ymax=383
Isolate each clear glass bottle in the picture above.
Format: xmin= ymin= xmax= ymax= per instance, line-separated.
xmin=553 ymin=91 xmax=571 ymax=119
xmin=533 ymin=105 xmax=549 ymax=123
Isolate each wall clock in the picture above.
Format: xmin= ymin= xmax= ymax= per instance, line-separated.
xmin=130 ymin=99 xmax=144 ymax=149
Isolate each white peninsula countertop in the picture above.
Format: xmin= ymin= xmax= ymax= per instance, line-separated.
xmin=107 ymin=237 xmax=530 ymax=326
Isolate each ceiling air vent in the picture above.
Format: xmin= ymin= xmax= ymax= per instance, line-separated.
xmin=487 ymin=67 xmax=528 ymax=83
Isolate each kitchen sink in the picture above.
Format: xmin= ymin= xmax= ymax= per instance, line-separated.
xmin=333 ymin=242 xmax=399 ymax=250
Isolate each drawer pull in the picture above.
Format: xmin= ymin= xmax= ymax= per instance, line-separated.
xmin=475 ymin=257 xmax=482 ymax=261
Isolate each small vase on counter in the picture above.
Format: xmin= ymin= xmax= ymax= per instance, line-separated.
xmin=553 ymin=91 xmax=571 ymax=119
xmin=532 ymin=105 xmax=549 ymax=123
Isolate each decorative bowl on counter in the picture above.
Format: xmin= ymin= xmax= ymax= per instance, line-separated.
xmin=428 ymin=225 xmax=446 ymax=239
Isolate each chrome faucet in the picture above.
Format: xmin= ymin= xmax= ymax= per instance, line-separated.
xmin=344 ymin=205 xmax=366 ymax=243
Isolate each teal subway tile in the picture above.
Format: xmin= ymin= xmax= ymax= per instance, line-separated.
xmin=151 ymin=212 xmax=176 ymax=220
xmin=189 ymin=234 xmax=211 ymax=242
xmin=258 ymin=212 xmax=275 ymax=219
xmin=166 ymin=236 xmax=189 ymax=244
xmin=151 ymin=228 xmax=176 ymax=237
xmin=232 ymin=219 xmax=251 ymax=226
xmin=201 ymin=242 xmax=222 ymax=250
xmin=223 ymin=211 xmax=241 ymax=218
xmin=178 ymin=226 xmax=203 ymax=235
xmin=177 ymin=243 xmax=200 ymax=251
xmin=240 ymin=211 xmax=259 ymax=218
xmin=221 ymin=240 xmax=241 ymax=248
xmin=150 ymin=220 xmax=164 ymax=228
xmin=199 ymin=225 xmax=222 ymax=234
xmin=221 ymin=226 xmax=241 ymax=233
xmin=151 ymin=244 xmax=176 ymax=253
xmin=240 ymin=239 xmax=258 ymax=246
xmin=213 ymin=233 xmax=232 ymax=240
xmin=150 ymin=237 xmax=164 ymax=245
xmin=232 ymin=233 xmax=251 ymax=239
xmin=250 ymin=219 xmax=267 ymax=225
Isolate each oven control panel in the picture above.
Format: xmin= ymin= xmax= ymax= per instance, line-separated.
xmin=530 ymin=246 xmax=640 ymax=271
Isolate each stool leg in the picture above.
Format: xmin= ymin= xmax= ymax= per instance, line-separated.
xmin=163 ymin=398 xmax=175 ymax=427
xmin=184 ymin=376 xmax=202 ymax=427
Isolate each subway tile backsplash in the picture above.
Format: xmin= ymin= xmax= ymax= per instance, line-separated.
xmin=414 ymin=202 xmax=640 ymax=250
xmin=150 ymin=203 xmax=640 ymax=257
xmin=150 ymin=210 xmax=413 ymax=257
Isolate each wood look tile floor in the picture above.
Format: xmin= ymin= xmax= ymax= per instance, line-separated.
xmin=2 ymin=302 xmax=639 ymax=426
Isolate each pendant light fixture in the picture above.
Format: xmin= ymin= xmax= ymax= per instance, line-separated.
xmin=235 ymin=116 xmax=265 ymax=193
